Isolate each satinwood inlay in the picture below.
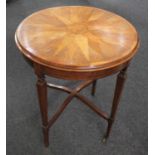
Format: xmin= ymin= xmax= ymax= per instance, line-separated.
xmin=15 ymin=6 xmax=139 ymax=70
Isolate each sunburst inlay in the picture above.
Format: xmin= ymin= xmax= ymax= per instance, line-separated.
xmin=15 ymin=6 xmax=138 ymax=70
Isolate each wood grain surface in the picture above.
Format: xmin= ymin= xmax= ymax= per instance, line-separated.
xmin=15 ymin=6 xmax=139 ymax=71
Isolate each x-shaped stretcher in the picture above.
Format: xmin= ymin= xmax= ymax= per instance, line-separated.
xmin=36 ymin=67 xmax=127 ymax=147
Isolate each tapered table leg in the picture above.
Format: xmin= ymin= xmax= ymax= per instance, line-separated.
xmin=103 ymin=67 xmax=128 ymax=142
xmin=91 ymin=80 xmax=97 ymax=96
xmin=36 ymin=76 xmax=49 ymax=147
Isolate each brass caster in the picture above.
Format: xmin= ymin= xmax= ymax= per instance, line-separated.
xmin=102 ymin=135 xmax=108 ymax=144
xmin=102 ymin=138 xmax=107 ymax=144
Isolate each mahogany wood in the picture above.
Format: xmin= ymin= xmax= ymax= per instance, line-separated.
xmin=47 ymin=80 xmax=93 ymax=128
xmin=103 ymin=67 xmax=128 ymax=142
xmin=47 ymin=82 xmax=109 ymax=121
xmin=15 ymin=6 xmax=139 ymax=147
xmin=36 ymin=75 xmax=49 ymax=147
xmin=91 ymin=80 xmax=97 ymax=96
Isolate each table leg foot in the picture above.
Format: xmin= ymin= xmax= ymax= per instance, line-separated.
xmin=102 ymin=136 xmax=107 ymax=144
xmin=43 ymin=127 xmax=49 ymax=147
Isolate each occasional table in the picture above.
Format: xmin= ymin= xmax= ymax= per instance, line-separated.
xmin=15 ymin=6 xmax=139 ymax=147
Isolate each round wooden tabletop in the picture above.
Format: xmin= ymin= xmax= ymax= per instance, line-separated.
xmin=15 ymin=6 xmax=139 ymax=74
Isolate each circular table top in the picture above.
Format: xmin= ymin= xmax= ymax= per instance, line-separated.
xmin=15 ymin=6 xmax=139 ymax=71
